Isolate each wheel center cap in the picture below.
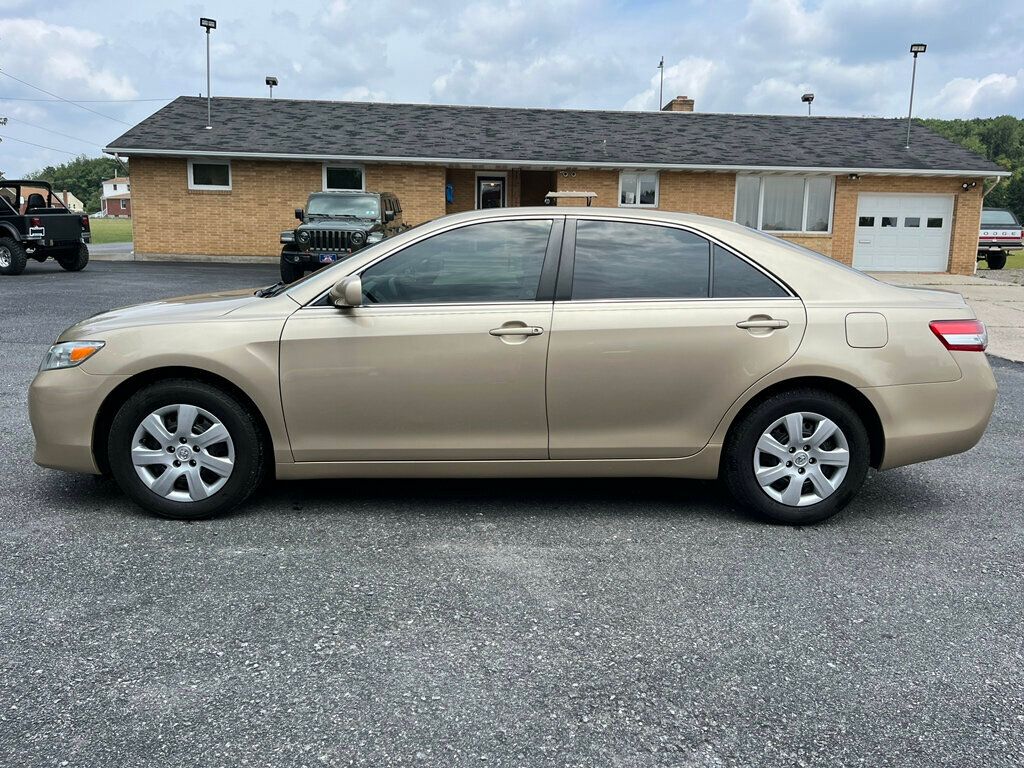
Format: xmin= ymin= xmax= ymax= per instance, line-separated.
xmin=176 ymin=445 xmax=193 ymax=461
xmin=793 ymin=451 xmax=809 ymax=467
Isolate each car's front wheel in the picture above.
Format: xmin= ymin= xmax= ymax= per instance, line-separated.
xmin=108 ymin=379 xmax=266 ymax=519
xmin=722 ymin=389 xmax=870 ymax=525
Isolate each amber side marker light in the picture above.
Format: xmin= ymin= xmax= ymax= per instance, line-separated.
xmin=929 ymin=320 xmax=988 ymax=352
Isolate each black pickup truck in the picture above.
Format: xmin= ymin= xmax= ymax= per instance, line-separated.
xmin=0 ymin=180 xmax=91 ymax=276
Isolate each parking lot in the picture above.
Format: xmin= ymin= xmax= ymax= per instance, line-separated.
xmin=1 ymin=260 xmax=1022 ymax=767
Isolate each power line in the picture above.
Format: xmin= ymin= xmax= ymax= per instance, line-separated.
xmin=0 ymin=96 xmax=173 ymax=103
xmin=4 ymin=117 xmax=102 ymax=148
xmin=0 ymin=134 xmax=81 ymax=156
xmin=0 ymin=69 xmax=131 ymax=125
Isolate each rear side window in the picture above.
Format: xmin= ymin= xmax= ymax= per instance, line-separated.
xmin=571 ymin=220 xmax=710 ymax=300
xmin=712 ymin=246 xmax=787 ymax=298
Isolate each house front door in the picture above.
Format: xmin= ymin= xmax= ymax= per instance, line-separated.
xmin=477 ymin=176 xmax=506 ymax=209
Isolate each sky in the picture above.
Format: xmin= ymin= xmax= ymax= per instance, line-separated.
xmin=1 ymin=0 xmax=1022 ymax=177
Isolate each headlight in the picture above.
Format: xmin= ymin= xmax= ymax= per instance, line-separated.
xmin=350 ymin=230 xmax=366 ymax=246
xmin=297 ymin=230 xmax=311 ymax=243
xmin=40 ymin=341 xmax=105 ymax=371
xmin=366 ymin=232 xmax=384 ymax=244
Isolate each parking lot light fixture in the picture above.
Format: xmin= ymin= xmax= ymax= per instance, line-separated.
xmin=905 ymin=43 xmax=926 ymax=149
xmin=200 ymin=18 xmax=217 ymax=129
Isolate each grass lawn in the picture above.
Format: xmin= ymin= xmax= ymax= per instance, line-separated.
xmin=977 ymin=249 xmax=1024 ymax=270
xmin=89 ymin=217 xmax=133 ymax=244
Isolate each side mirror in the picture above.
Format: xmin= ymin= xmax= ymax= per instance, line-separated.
xmin=295 ymin=208 xmax=304 ymax=221
xmin=384 ymin=210 xmax=396 ymax=222
xmin=329 ymin=275 xmax=363 ymax=308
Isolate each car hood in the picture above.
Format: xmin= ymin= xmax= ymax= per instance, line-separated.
xmin=58 ymin=289 xmax=266 ymax=340
xmin=300 ymin=218 xmax=377 ymax=231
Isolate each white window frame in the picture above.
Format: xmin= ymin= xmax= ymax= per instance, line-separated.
xmin=119 ymin=199 xmax=128 ymax=210
xmin=322 ymin=163 xmax=365 ymax=191
xmin=187 ymin=158 xmax=232 ymax=191
xmin=734 ymin=174 xmax=835 ymax=234
xmin=618 ymin=171 xmax=659 ymax=208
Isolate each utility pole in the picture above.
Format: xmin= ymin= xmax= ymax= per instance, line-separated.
xmin=200 ymin=18 xmax=217 ymax=129
xmin=906 ymin=43 xmax=926 ymax=149
xmin=657 ymin=57 xmax=664 ymax=110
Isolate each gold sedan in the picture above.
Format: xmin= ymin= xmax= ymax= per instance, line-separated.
xmin=29 ymin=208 xmax=996 ymax=524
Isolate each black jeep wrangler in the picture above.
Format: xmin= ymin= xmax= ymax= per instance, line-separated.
xmin=0 ymin=180 xmax=91 ymax=276
xmin=279 ymin=190 xmax=405 ymax=283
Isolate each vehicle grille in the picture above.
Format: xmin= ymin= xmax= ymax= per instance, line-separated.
xmin=309 ymin=230 xmax=352 ymax=251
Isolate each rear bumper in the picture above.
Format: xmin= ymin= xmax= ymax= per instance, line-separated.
xmin=978 ymin=240 xmax=1022 ymax=251
xmin=860 ymin=352 xmax=997 ymax=470
xmin=29 ymin=367 xmax=128 ymax=474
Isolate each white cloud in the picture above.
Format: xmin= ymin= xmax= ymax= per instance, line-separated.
xmin=1 ymin=19 xmax=137 ymax=99
xmin=926 ymin=70 xmax=1023 ymax=116
xmin=623 ymin=58 xmax=717 ymax=112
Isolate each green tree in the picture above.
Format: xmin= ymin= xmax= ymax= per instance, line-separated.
xmin=27 ymin=155 xmax=127 ymax=213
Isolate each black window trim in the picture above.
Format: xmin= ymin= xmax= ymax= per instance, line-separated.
xmin=307 ymin=214 xmax=564 ymax=309
xmin=555 ymin=215 xmax=796 ymax=303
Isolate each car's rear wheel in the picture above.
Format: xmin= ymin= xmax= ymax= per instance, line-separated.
xmin=280 ymin=256 xmax=305 ymax=284
xmin=108 ymin=379 xmax=266 ymax=519
xmin=56 ymin=243 xmax=90 ymax=272
xmin=722 ymin=389 xmax=870 ymax=525
xmin=986 ymin=251 xmax=1007 ymax=270
xmin=0 ymin=237 xmax=28 ymax=276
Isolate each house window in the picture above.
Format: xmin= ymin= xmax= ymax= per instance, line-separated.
xmin=735 ymin=175 xmax=834 ymax=233
xmin=188 ymin=159 xmax=232 ymax=190
xmin=112 ymin=184 xmax=118 ymax=191
xmin=120 ymin=200 xmax=127 ymax=211
xmin=323 ymin=165 xmax=364 ymax=191
xmin=619 ymin=172 xmax=658 ymax=207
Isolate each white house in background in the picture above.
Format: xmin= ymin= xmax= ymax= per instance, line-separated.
xmin=100 ymin=176 xmax=131 ymax=217
xmin=17 ymin=187 xmax=84 ymax=212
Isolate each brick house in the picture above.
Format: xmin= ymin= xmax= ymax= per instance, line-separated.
xmin=100 ymin=176 xmax=132 ymax=217
xmin=104 ymin=96 xmax=1007 ymax=273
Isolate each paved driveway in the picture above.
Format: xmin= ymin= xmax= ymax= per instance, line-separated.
xmin=1 ymin=262 xmax=1022 ymax=767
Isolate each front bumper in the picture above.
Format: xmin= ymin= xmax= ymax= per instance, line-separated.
xmin=29 ymin=367 xmax=128 ymax=474
xmin=860 ymin=351 xmax=997 ymax=470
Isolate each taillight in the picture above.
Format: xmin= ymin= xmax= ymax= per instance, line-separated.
xmin=30 ymin=216 xmax=41 ymax=227
xmin=81 ymin=215 xmax=90 ymax=231
xmin=929 ymin=320 xmax=988 ymax=352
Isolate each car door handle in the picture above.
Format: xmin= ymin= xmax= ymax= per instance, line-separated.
xmin=736 ymin=318 xmax=789 ymax=329
xmin=489 ymin=326 xmax=544 ymax=337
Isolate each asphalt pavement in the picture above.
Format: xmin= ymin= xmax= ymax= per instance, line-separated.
xmin=1 ymin=261 xmax=1022 ymax=767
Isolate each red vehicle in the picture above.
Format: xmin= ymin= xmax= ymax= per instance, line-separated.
xmin=978 ymin=208 xmax=1022 ymax=270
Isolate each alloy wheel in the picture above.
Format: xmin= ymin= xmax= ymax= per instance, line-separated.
xmin=0 ymin=246 xmax=10 ymax=268
xmin=131 ymin=403 xmax=235 ymax=502
xmin=753 ymin=411 xmax=850 ymax=507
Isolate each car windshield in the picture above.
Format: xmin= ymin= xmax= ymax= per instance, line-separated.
xmin=307 ymin=194 xmax=379 ymax=218
xmin=981 ymin=210 xmax=1018 ymax=226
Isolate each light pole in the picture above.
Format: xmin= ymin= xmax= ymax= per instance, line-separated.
xmin=200 ymin=17 xmax=217 ymax=129
xmin=905 ymin=43 xmax=926 ymax=149
xmin=266 ymin=76 xmax=278 ymax=99
xmin=801 ymin=92 xmax=814 ymax=116
xmin=657 ymin=57 xmax=664 ymax=110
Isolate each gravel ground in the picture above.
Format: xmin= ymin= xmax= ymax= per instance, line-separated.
xmin=1 ymin=261 xmax=1022 ymax=767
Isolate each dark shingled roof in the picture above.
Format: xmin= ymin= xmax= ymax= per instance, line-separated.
xmin=106 ymin=96 xmax=1005 ymax=175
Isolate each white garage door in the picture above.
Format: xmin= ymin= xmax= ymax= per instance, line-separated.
xmin=852 ymin=193 xmax=954 ymax=272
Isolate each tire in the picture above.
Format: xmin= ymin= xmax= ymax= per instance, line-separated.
xmin=722 ymin=388 xmax=870 ymax=525
xmin=107 ymin=379 xmax=266 ymax=520
xmin=0 ymin=237 xmax=28 ymax=276
xmin=56 ymin=243 xmax=89 ymax=272
xmin=986 ymin=251 xmax=1007 ymax=270
xmin=280 ymin=256 xmax=305 ymax=283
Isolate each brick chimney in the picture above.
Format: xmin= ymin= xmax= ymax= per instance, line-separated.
xmin=662 ymin=95 xmax=695 ymax=112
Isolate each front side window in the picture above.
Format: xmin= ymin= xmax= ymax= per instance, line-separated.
xmin=188 ymin=160 xmax=231 ymax=190
xmin=324 ymin=165 xmax=363 ymax=191
xmin=619 ymin=172 xmax=659 ymax=207
xmin=572 ymin=220 xmax=709 ymax=300
xmin=735 ymin=175 xmax=833 ymax=233
xmin=360 ymin=220 xmax=552 ymax=304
